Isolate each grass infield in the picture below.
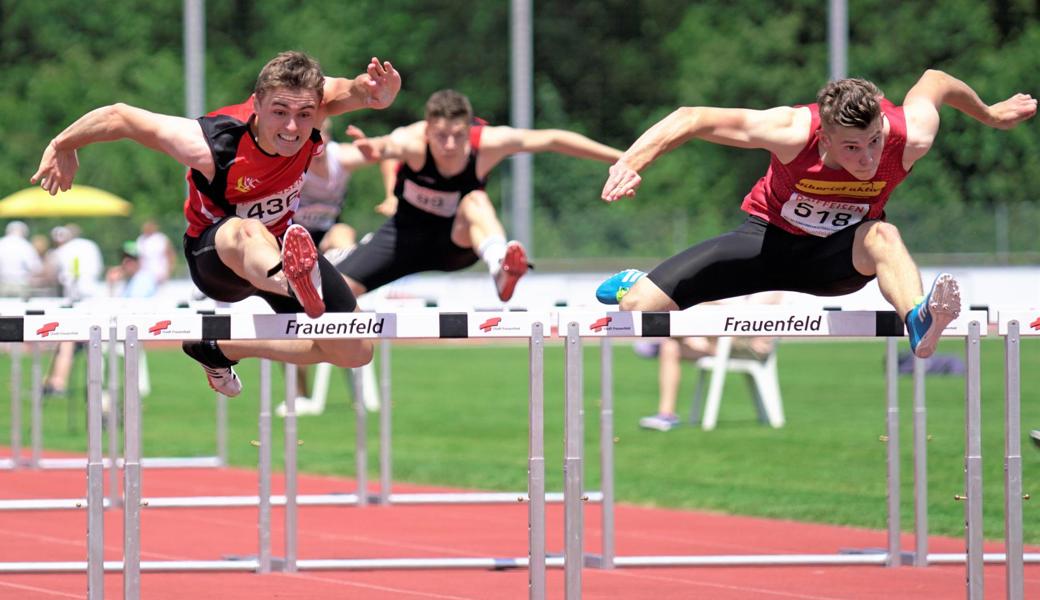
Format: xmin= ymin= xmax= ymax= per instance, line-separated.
xmin=2 ymin=337 xmax=1038 ymax=544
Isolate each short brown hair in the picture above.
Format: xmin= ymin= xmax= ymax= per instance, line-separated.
xmin=425 ymin=89 xmax=473 ymax=122
xmin=816 ymin=78 xmax=883 ymax=129
xmin=254 ymin=51 xmax=325 ymax=101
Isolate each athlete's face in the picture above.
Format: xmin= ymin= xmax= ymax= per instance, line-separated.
xmin=820 ymin=118 xmax=884 ymax=180
xmin=252 ymin=88 xmax=321 ymax=157
xmin=425 ymin=117 xmax=471 ymax=163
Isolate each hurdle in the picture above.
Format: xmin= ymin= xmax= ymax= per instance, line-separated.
xmin=558 ymin=308 xmax=998 ymax=600
xmin=112 ymin=310 xmax=551 ymax=600
xmin=0 ymin=298 xmax=229 ymax=475
xmin=0 ymin=315 xmax=108 ymax=596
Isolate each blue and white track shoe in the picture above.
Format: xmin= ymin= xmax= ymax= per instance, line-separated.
xmin=905 ymin=273 xmax=961 ymax=359
xmin=595 ymin=269 xmax=645 ymax=305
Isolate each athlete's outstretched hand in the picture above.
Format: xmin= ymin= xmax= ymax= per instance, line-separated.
xmin=364 ymin=58 xmax=401 ymax=110
xmin=31 ymin=142 xmax=79 ymax=195
xmin=345 ymin=124 xmax=367 ymax=140
xmin=601 ymin=160 xmax=641 ymax=202
xmin=987 ymin=93 xmax=1037 ymax=129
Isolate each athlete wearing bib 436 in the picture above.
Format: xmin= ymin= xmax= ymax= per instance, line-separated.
xmin=597 ymin=71 xmax=1036 ymax=358
xmin=338 ymin=89 xmax=623 ymax=303
xmin=32 ymin=51 xmax=402 ymax=395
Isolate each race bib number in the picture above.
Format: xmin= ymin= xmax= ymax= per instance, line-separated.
xmin=401 ymin=179 xmax=461 ymax=218
xmin=293 ymin=202 xmax=339 ymax=231
xmin=235 ymin=186 xmax=302 ymax=226
xmin=780 ymin=194 xmax=869 ymax=237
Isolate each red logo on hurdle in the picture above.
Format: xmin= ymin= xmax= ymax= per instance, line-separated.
xmin=589 ymin=317 xmax=612 ymax=332
xmin=36 ymin=322 xmax=59 ymax=337
xmin=479 ymin=317 xmax=502 ymax=332
xmin=149 ymin=320 xmax=172 ymax=336
xmin=1030 ymin=316 xmax=1040 ymax=331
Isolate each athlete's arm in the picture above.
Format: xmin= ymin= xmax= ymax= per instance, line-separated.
xmin=374 ymin=158 xmax=400 ymax=216
xmin=351 ymin=121 xmax=424 ymax=163
xmin=333 ymin=125 xmax=378 ymax=171
xmin=901 ymin=69 xmax=1037 ymax=167
xmin=601 ymin=105 xmax=807 ymax=201
xmin=480 ymin=126 xmax=623 ymax=167
xmin=321 ymin=58 xmax=401 ymax=116
xmin=32 ymin=103 xmax=213 ymax=194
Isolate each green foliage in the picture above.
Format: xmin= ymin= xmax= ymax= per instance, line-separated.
xmin=1 ymin=1 xmax=1037 ymax=263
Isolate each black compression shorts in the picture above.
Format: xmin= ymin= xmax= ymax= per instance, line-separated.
xmin=335 ymin=215 xmax=479 ymax=292
xmin=183 ymin=218 xmax=357 ymax=313
xmin=648 ymin=216 xmax=875 ymax=309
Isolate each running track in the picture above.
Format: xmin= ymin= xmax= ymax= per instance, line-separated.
xmin=1 ymin=460 xmax=1037 ymax=599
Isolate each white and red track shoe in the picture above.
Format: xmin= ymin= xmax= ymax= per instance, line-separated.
xmin=493 ymin=241 xmax=529 ymax=302
xmin=282 ymin=224 xmax=325 ymax=318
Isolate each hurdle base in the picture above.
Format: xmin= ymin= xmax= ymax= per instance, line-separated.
xmin=839 ymin=547 xmax=915 ymax=565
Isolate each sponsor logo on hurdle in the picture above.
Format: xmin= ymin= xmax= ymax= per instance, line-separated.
xmin=475 ymin=316 xmax=523 ymax=335
xmin=724 ymin=315 xmax=822 ymax=333
xmin=36 ymin=322 xmax=59 ymax=337
xmin=1030 ymin=316 xmax=1040 ymax=331
xmin=285 ymin=316 xmax=385 ymax=336
xmin=588 ymin=316 xmax=634 ymax=334
xmin=148 ymin=320 xmax=172 ymax=335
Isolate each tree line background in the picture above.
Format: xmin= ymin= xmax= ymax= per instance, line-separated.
xmin=2 ymin=0 xmax=1038 ymax=270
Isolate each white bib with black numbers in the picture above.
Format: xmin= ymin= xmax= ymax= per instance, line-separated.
xmin=780 ymin=193 xmax=869 ymax=237
xmin=235 ymin=180 xmax=303 ymax=226
xmin=401 ymin=179 xmax=461 ymax=218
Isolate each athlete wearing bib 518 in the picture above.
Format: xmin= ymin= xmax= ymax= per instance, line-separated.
xmin=31 ymin=51 xmax=402 ymax=396
xmin=338 ymin=89 xmax=624 ymax=302
xmin=597 ymin=70 xmax=1036 ymax=358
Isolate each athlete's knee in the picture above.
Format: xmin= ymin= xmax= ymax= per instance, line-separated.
xmin=618 ymin=278 xmax=679 ymax=312
xmin=322 ymin=340 xmax=373 ymax=368
xmin=862 ymin=221 xmax=907 ymax=256
xmin=344 ymin=276 xmax=367 ymax=298
xmin=458 ymin=191 xmax=496 ymax=219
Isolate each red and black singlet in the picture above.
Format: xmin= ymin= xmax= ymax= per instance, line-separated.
xmin=183 ymin=100 xmax=323 ymax=237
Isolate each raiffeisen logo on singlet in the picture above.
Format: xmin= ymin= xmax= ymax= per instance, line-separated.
xmin=795 ymin=179 xmax=886 ymax=197
xmin=235 ymin=175 xmax=261 ymax=194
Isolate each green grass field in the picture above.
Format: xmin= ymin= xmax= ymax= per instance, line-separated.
xmin=2 ymin=337 xmax=1038 ymax=544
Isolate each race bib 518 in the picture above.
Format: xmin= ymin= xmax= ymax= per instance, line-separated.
xmin=780 ymin=194 xmax=869 ymax=237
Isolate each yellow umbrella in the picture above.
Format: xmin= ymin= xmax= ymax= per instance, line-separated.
xmin=0 ymin=185 xmax=132 ymax=217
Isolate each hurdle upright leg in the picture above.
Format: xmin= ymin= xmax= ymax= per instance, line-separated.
xmin=122 ymin=325 xmax=142 ymax=600
xmin=379 ymin=339 xmax=392 ymax=504
xmin=564 ymin=322 xmax=584 ymax=599
xmin=353 ymin=367 xmax=368 ymax=506
xmin=258 ymin=359 xmax=273 ymax=573
xmin=912 ymin=354 xmax=928 ymax=567
xmin=528 ymin=323 xmax=546 ymax=600
xmin=86 ymin=327 xmax=105 ymax=600
xmin=107 ymin=322 xmax=121 ymax=508
xmin=30 ymin=344 xmax=42 ymax=468
xmin=284 ymin=365 xmax=298 ymax=572
xmin=597 ymin=338 xmax=615 ymax=569
xmin=9 ymin=343 xmax=22 ymax=468
xmin=884 ymin=338 xmax=902 ymax=567
xmin=964 ymin=321 xmax=984 ymax=599
xmin=1003 ymin=321 xmax=1023 ymax=600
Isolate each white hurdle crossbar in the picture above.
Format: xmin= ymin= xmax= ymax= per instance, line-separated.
xmin=114 ymin=310 xmax=550 ymax=600
xmin=559 ymin=308 xmax=993 ymax=600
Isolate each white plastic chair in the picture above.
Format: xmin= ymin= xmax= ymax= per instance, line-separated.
xmin=689 ymin=337 xmax=784 ymax=430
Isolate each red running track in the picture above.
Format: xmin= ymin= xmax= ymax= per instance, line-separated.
xmin=1 ymin=459 xmax=1037 ymax=599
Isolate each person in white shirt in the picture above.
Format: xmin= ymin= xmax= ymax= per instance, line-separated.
xmin=0 ymin=221 xmax=43 ymax=297
xmin=135 ymin=218 xmax=175 ymax=284
xmin=47 ymin=225 xmax=104 ymax=300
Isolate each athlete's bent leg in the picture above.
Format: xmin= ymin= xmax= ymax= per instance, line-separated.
xmin=853 ymin=221 xmax=960 ymax=358
xmin=318 ymin=223 xmax=357 ymax=253
xmin=213 ymin=217 xmax=294 ymax=298
xmin=453 ymin=190 xmax=529 ymax=302
xmin=852 ymin=221 xmax=922 ymax=317
xmin=618 ymin=278 xmax=680 ymax=312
